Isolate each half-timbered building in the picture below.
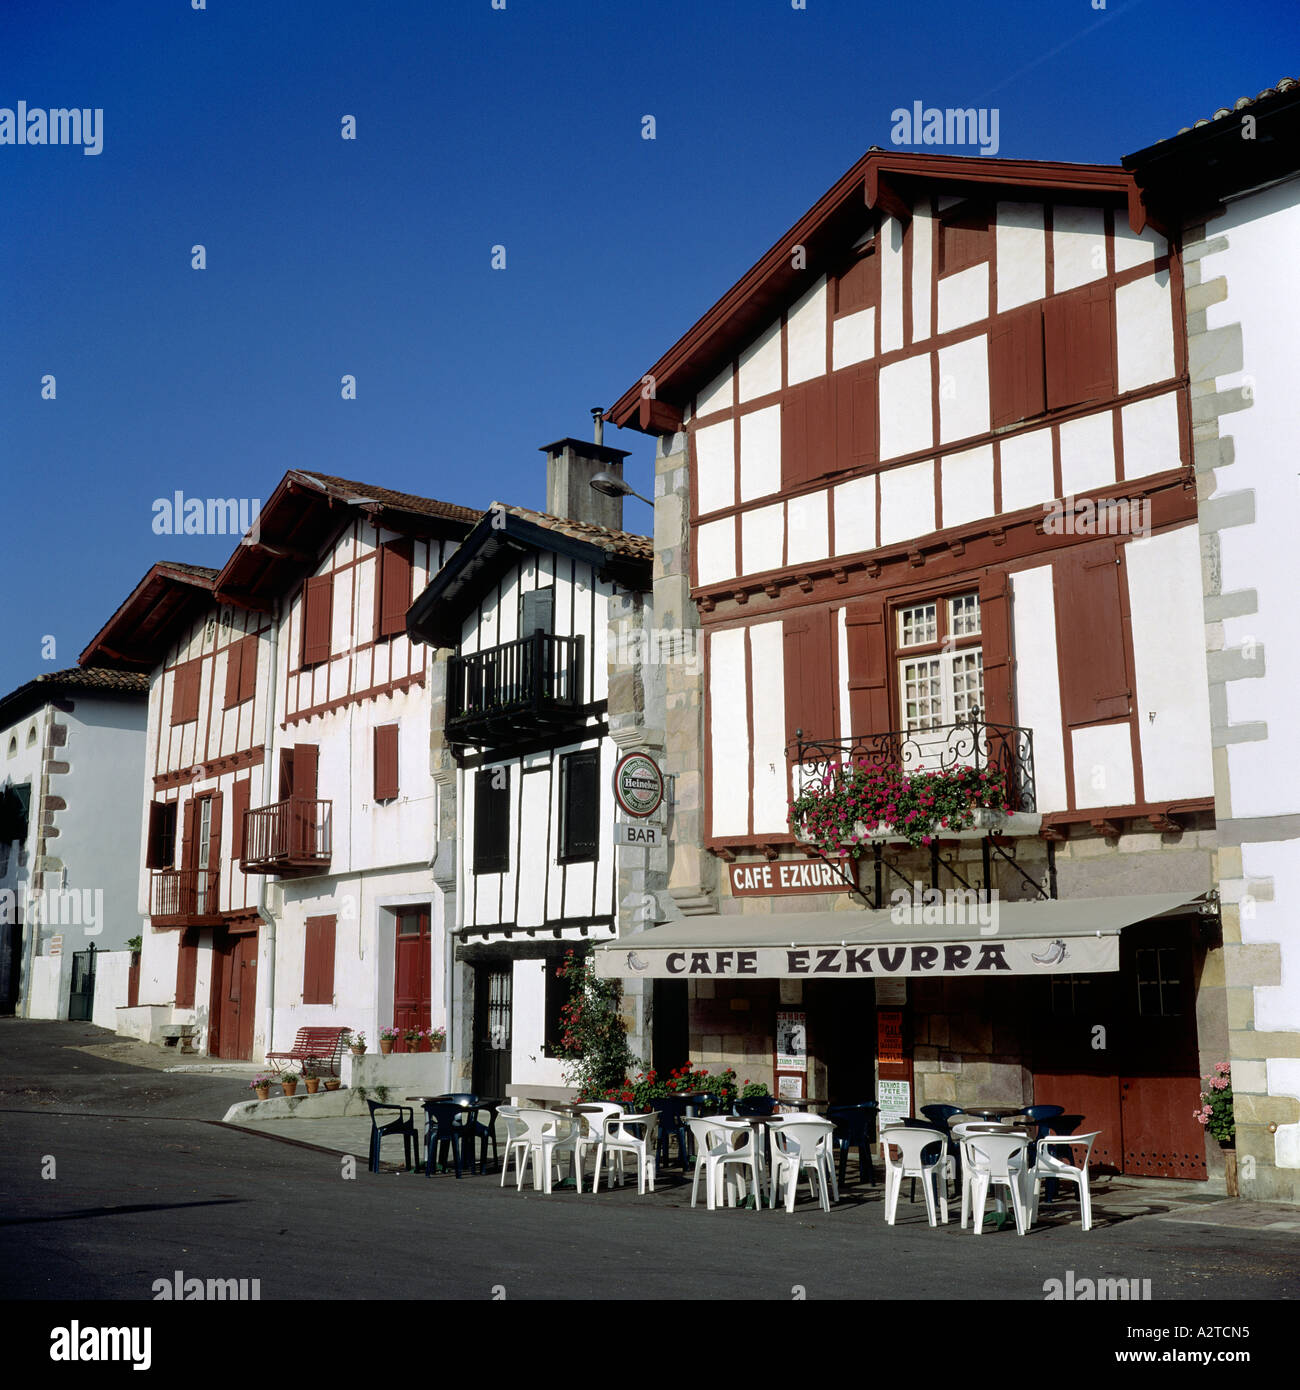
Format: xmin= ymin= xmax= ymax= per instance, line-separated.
xmin=601 ymin=149 xmax=1229 ymax=1185
xmin=407 ymin=438 xmax=657 ymax=1102
xmin=82 ymin=474 xmax=477 ymax=1060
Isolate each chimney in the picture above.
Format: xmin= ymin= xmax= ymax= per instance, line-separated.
xmin=540 ymin=421 xmax=632 ymax=531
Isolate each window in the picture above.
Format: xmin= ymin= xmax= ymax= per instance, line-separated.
xmin=303 ymin=915 xmax=337 ymax=1005
xmin=1049 ymin=974 xmax=1093 ymax=1015
xmin=170 ymin=660 xmax=201 ymax=726
xmin=558 ymin=750 xmax=599 ymax=863
xmin=543 ymin=952 xmax=572 ymax=1058
xmin=1135 ymin=947 xmax=1183 ymax=1018
xmin=6 ymin=736 xmax=15 ymax=758
xmin=300 ymin=574 xmax=333 ymax=668
xmin=938 ymin=200 xmax=991 ymax=277
xmin=895 ymin=593 xmax=984 ymax=732
xmin=373 ymin=724 xmax=399 ymax=802
xmin=146 ymin=800 xmax=179 ymax=869
xmin=520 ymin=586 xmax=554 ymax=637
xmin=223 ymin=635 xmax=257 ymax=709
xmin=26 ymin=724 xmax=37 ymax=747
xmin=473 ymin=767 xmax=511 ymax=874
xmin=376 ymin=540 xmax=414 ymax=639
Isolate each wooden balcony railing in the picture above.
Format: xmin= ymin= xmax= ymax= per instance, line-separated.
xmin=150 ymin=867 xmax=222 ymax=924
xmin=242 ymin=798 xmax=333 ymax=875
xmin=446 ymin=632 xmax=584 ymax=748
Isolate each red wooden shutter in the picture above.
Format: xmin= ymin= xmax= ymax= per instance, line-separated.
xmin=1054 ymin=541 xmax=1132 ymax=727
xmin=223 ymin=641 xmax=243 ymax=709
xmin=278 ymin=748 xmax=295 ymax=800
xmin=146 ymin=802 xmax=166 ymax=869
xmin=230 ymin=778 xmax=251 ymax=868
xmin=171 ymin=661 xmax=199 ymax=725
xmin=373 ymin=724 xmax=399 ymax=801
xmin=238 ymin=635 xmax=257 ymax=704
xmin=939 ymin=203 xmax=991 ymax=276
xmin=207 ymin=792 xmax=223 ymax=909
xmin=175 ymin=929 xmax=199 ymax=1007
xmin=835 ymin=245 xmax=879 ymax=316
xmin=834 ymin=364 xmax=878 ymax=473
xmin=783 ymin=611 xmax=836 ymax=746
xmin=377 ymin=541 xmax=414 ymax=638
xmin=294 ymin=744 xmax=319 ymax=801
xmin=180 ymin=797 xmax=197 ymax=870
xmin=978 ymin=572 xmax=1015 ymax=726
xmin=844 ymin=599 xmax=892 ymax=739
xmin=1044 ymin=281 xmax=1115 ymax=411
xmin=301 ymin=575 xmax=333 ymax=667
xmin=781 ymin=377 xmax=833 ymax=489
xmin=303 ymin=915 xmax=337 ymax=1005
xmin=989 ymin=304 xmax=1046 ymax=429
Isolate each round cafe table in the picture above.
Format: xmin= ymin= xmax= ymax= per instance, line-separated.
xmin=961 ymin=1105 xmax=1028 ymax=1122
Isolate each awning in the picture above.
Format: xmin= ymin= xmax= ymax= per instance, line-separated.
xmin=592 ymin=892 xmax=1205 ymax=981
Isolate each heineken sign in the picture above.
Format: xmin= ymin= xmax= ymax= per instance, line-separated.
xmin=614 ymin=752 xmax=664 ymax=818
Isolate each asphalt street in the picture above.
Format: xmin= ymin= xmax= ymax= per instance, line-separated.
xmin=3 ymin=1019 xmax=1297 ymax=1346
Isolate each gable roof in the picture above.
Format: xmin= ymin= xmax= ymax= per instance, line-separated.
xmin=407 ymin=504 xmax=652 ymax=649
xmin=606 ymin=149 xmax=1141 ymax=435
xmin=0 ymin=667 xmax=149 ymax=730
xmin=78 ymin=562 xmax=218 ymax=672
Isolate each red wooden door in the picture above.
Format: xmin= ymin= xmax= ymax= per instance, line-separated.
xmin=393 ymin=908 xmax=431 ymax=1050
xmin=209 ymin=927 xmax=258 ymax=1060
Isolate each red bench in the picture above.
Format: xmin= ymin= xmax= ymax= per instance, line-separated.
xmin=266 ymin=1026 xmax=352 ymax=1077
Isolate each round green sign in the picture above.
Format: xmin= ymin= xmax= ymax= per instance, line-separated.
xmin=614 ymin=752 xmax=664 ymax=818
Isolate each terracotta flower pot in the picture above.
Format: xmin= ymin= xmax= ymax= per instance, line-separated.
xmin=350 ymin=1046 xmax=365 ymax=1056
xmin=305 ymin=1078 xmax=320 ymax=1094
xmin=324 ymin=1078 xmax=341 ymax=1091
xmin=379 ymin=1039 xmax=394 ymax=1055
xmin=255 ymin=1086 xmax=270 ymax=1101
xmin=431 ymin=1041 xmax=445 ymax=1053
xmin=281 ymin=1079 xmax=298 ymax=1097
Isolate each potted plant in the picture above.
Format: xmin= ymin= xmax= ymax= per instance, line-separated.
xmin=379 ymin=1026 xmax=399 ymax=1055
xmin=740 ymin=1080 xmax=772 ymax=1100
xmin=278 ymin=1070 xmax=299 ymax=1098
xmin=347 ymin=1031 xmax=367 ymax=1056
xmin=324 ymin=1075 xmax=342 ymax=1091
xmin=1196 ymin=1062 xmax=1237 ymax=1192
xmin=429 ymin=1026 xmax=447 ymax=1053
xmin=301 ymin=1060 xmax=322 ymax=1095
xmin=402 ymin=1025 xmax=421 ymax=1053
xmin=251 ymin=1073 xmax=275 ymax=1102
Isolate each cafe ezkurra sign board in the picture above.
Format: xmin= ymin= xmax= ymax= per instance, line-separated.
xmin=728 ymin=859 xmax=851 ymax=896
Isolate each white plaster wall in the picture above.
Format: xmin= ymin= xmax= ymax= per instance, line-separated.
xmin=92 ymin=950 xmax=132 ymax=1029
xmin=749 ymin=621 xmax=788 ymax=835
xmin=999 ymin=427 xmax=1055 ymax=515
xmin=996 ymin=203 xmax=1045 ymax=311
xmin=517 ymin=768 xmax=548 ymax=926
xmin=786 ymin=490 xmax=829 ymax=566
xmin=911 ymin=205 xmax=933 ymax=342
xmin=739 ymin=406 xmax=781 ymax=502
xmin=738 ymin=320 xmax=782 ymax=402
xmin=511 ymin=957 xmax=568 ymax=1090
xmin=878 ymin=461 xmax=936 ymax=545
xmin=695 ymin=518 xmax=735 ymax=587
xmin=879 ymin=354 xmax=933 ymax=460
xmin=938 ymin=335 xmax=989 ymax=444
xmin=941 ymin=444 xmax=994 ymax=529
xmin=787 ymin=278 xmax=827 ymax=385
xmin=709 ymin=628 xmax=749 ymax=837
xmin=1052 ymin=205 xmax=1107 ymax=293
xmin=1113 ymin=222 xmax=1163 ymax=273
xmin=1009 ymin=566 xmax=1068 ymax=814
xmin=27 ymin=954 xmax=69 ymax=1019
xmin=1121 ymin=390 xmax=1182 ymax=480
xmin=1058 ymin=410 xmax=1115 ymax=496
xmin=1115 ymin=270 xmax=1175 ymax=392
xmin=697 ymin=362 xmax=734 ymax=419
xmin=1125 ymin=526 xmax=1214 ymax=802
xmin=880 ymin=216 xmax=905 ymax=353
xmin=1071 ymin=723 xmax=1135 ymax=810
xmin=741 ymin=503 xmax=784 ymax=576
xmin=834 ymin=475 xmax=876 ymax=556
xmin=833 ymin=307 xmax=876 ymax=369
xmin=937 ymin=264 xmax=988 ymax=333
xmin=695 ymin=421 xmax=735 ymax=514
xmin=1201 ymin=182 xmax=1300 ymax=822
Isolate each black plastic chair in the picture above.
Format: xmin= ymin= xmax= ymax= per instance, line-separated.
xmin=652 ymin=1095 xmax=691 ymax=1170
xmin=366 ymin=1099 xmax=420 ymax=1174
xmin=921 ymin=1104 xmax=965 ymax=1182
xmin=1025 ymin=1107 xmax=1074 ymax=1201
xmin=423 ymin=1099 xmax=474 ymax=1178
xmin=827 ymin=1102 xmax=878 ymax=1186
xmin=442 ymin=1094 xmax=500 ymax=1172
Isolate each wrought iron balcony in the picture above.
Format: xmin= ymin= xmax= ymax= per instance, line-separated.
xmin=790 ymin=712 xmax=1037 ymax=826
xmin=242 ymin=798 xmax=333 ymax=875
xmin=446 ymin=632 xmax=584 ymax=748
xmin=150 ymin=867 xmax=222 ymax=925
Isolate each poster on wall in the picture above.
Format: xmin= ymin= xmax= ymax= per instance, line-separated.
xmin=777 ymin=1073 xmax=805 ymax=1102
xmin=877 ymin=1010 xmax=905 ymax=1065
xmin=878 ymin=1078 xmax=911 ymax=1127
xmin=776 ymin=1011 xmax=807 ymax=1071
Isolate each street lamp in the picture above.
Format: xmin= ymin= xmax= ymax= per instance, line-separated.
xmin=590 ymin=471 xmax=653 ymax=507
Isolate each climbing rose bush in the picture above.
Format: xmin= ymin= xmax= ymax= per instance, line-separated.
xmin=789 ymin=760 xmax=1009 ymax=854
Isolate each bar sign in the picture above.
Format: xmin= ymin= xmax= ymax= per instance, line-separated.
xmin=613 ymin=821 xmax=662 ymax=847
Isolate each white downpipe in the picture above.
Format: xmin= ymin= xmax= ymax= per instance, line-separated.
xmin=255 ymin=612 xmax=280 ymax=1060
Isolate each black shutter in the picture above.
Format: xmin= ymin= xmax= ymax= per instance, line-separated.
xmin=521 ymin=587 xmax=554 ymax=636
xmin=560 ymin=749 xmax=600 ymax=863
xmin=473 ymin=767 xmax=511 ymax=875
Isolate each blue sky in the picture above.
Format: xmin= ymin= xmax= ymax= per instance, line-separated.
xmin=0 ymin=0 xmax=1294 ymax=694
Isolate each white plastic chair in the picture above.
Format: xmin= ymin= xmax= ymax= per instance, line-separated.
xmin=516 ymin=1108 xmax=580 ymax=1194
xmin=767 ymin=1116 xmax=836 ymax=1213
xmin=951 ymin=1121 xmax=1020 ymax=1218
xmin=881 ymin=1126 xmax=950 ymax=1227
xmin=594 ymin=1111 xmax=659 ymax=1195
xmin=684 ymin=1117 xmax=733 ymax=1210
xmin=573 ymin=1103 xmax=622 ymax=1187
xmin=714 ymin=1117 xmax=765 ymax=1209
xmin=1030 ymin=1131 xmax=1101 ymax=1231
xmin=963 ymin=1132 xmax=1033 ymax=1235
xmin=497 ymin=1105 xmax=529 ymax=1189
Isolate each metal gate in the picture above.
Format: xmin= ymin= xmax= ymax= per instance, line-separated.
xmin=68 ymin=944 xmax=96 ymax=1021
xmin=472 ymin=966 xmax=512 ymax=1099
